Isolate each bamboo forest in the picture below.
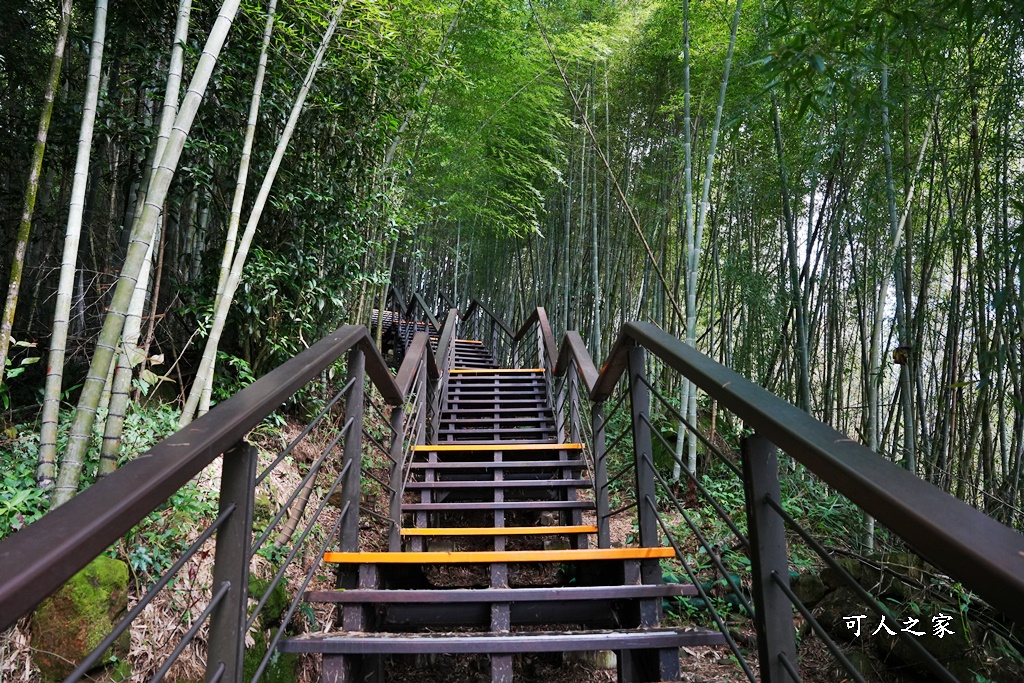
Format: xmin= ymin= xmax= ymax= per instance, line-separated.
xmin=1 ymin=0 xmax=1023 ymax=681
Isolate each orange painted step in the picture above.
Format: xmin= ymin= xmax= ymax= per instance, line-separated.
xmin=323 ymin=548 xmax=676 ymax=563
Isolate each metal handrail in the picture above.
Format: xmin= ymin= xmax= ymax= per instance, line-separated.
xmin=411 ymin=291 xmax=441 ymax=331
xmin=0 ymin=325 xmax=401 ymax=633
xmin=593 ymin=321 xmax=1024 ymax=624
xmin=553 ymin=330 xmax=599 ymax=392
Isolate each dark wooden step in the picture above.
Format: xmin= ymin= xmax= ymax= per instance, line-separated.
xmin=400 ymin=525 xmax=597 ymax=537
xmin=436 ymin=428 xmax=557 ymax=432
xmin=413 ymin=443 xmax=582 ymax=452
xmin=278 ymin=627 xmax=725 ymax=654
xmin=409 ymin=460 xmax=586 ymax=470
xmin=449 ymin=371 xmax=543 ymax=377
xmin=414 ymin=471 xmax=583 ymax=482
xmin=445 ymin=392 xmax=546 ymax=400
xmin=402 ymin=500 xmax=594 ymax=512
xmin=304 ymin=584 xmax=695 ymax=603
xmin=436 ymin=428 xmax=557 ymax=439
xmin=442 ymin=407 xmax=554 ymax=416
xmin=323 ymin=547 xmax=675 ymax=563
xmin=439 ymin=415 xmax=555 ymax=422
xmin=448 ymin=377 xmax=545 ymax=384
xmin=405 ymin=479 xmax=590 ymax=489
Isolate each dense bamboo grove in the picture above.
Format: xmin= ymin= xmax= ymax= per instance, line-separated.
xmin=1 ymin=0 xmax=1021 ymax=529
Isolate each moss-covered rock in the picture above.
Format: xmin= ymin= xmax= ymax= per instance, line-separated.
xmin=820 ymin=557 xmax=864 ymax=591
xmin=813 ymin=586 xmax=866 ymax=643
xmin=244 ymin=630 xmax=299 ymax=683
xmin=791 ymin=572 xmax=827 ymax=608
xmin=31 ymin=556 xmax=130 ymax=682
xmin=248 ymin=575 xmax=291 ymax=631
xmin=874 ymin=614 xmax=977 ymax=681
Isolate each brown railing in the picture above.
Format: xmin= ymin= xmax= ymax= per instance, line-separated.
xmin=6 ymin=292 xmax=1024 ymax=683
xmin=0 ymin=325 xmax=402 ymax=681
xmin=544 ymin=319 xmax=1024 ymax=683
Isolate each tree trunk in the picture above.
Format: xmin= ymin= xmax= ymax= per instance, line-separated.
xmin=37 ymin=0 xmax=107 ymax=487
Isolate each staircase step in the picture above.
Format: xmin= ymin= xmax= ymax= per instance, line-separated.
xmin=408 ymin=460 xmax=586 ymax=470
xmin=436 ymin=429 xmax=557 ymax=439
xmin=400 ymin=525 xmax=597 ymax=536
xmin=414 ymin=443 xmax=583 ymax=452
xmin=449 ymin=368 xmax=544 ymax=374
xmin=278 ymin=627 xmax=725 ymax=654
xmin=323 ymin=547 xmax=675 ymax=563
xmin=304 ymin=583 xmax=696 ymax=603
xmin=442 ymin=407 xmax=554 ymax=416
xmin=402 ymin=500 xmax=594 ymax=512
xmin=406 ymin=479 xmax=590 ymax=489
xmin=438 ymin=417 xmax=555 ymax=425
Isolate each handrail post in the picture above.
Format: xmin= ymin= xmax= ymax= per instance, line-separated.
xmin=340 ymin=348 xmax=365 ymax=552
xmin=417 ymin=353 xmax=428 ymax=446
xmin=742 ymin=434 xmax=797 ymax=683
xmin=490 ymin=319 xmax=499 ymax=363
xmin=592 ymin=401 xmax=610 ymax=548
xmin=206 ymin=441 xmax=257 ymax=683
xmin=568 ymin=366 xmax=580 ymax=444
xmin=387 ymin=400 xmax=405 ymax=552
xmin=536 ymin=322 xmax=544 ymax=370
xmin=627 ymin=345 xmax=658 ymax=548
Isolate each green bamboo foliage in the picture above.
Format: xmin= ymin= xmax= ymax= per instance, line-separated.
xmin=180 ymin=0 xmax=346 ymax=426
xmin=36 ymin=0 xmax=108 ymax=488
xmin=52 ymin=0 xmax=243 ymax=508
xmin=0 ymin=0 xmax=73 ymax=388
xmin=197 ymin=0 xmax=279 ymax=418
xmin=677 ymin=0 xmax=742 ymax=478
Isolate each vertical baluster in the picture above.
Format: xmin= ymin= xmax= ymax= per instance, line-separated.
xmin=339 ymin=348 xmax=365 ymax=552
xmin=206 ymin=442 xmax=257 ymax=683
xmin=627 ymin=346 xmax=657 ymax=548
xmin=387 ymin=398 xmax=405 ymax=552
xmin=742 ymin=434 xmax=797 ymax=683
xmin=569 ymin=366 xmax=581 ymax=444
xmin=592 ymin=401 xmax=610 ymax=548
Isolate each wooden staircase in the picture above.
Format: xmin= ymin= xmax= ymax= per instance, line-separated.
xmin=279 ymin=331 xmax=724 ymax=681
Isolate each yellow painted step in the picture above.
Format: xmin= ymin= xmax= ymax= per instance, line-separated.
xmin=323 ymin=548 xmax=676 ymax=564
xmin=400 ymin=525 xmax=598 ymax=537
xmin=413 ymin=443 xmax=583 ymax=452
xmin=454 ymin=339 xmax=484 ymax=344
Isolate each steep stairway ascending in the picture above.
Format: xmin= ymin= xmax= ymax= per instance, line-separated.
xmin=279 ymin=334 xmax=724 ymax=682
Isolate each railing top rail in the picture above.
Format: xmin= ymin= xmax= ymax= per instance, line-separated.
xmin=0 ymin=325 xmax=400 ymax=633
xmin=554 ymin=331 xmax=599 ymax=394
xmin=439 ymin=291 xmax=458 ymax=313
xmin=595 ymin=321 xmax=1024 ymax=623
xmin=433 ymin=309 xmax=460 ymax=374
xmin=389 ymin=285 xmax=409 ymax=314
xmin=511 ymin=307 xmax=555 ymax=349
xmin=459 ymin=298 xmax=514 ymax=338
xmin=395 ymin=331 xmax=437 ymax=393
xmin=411 ymin=292 xmax=441 ymax=331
